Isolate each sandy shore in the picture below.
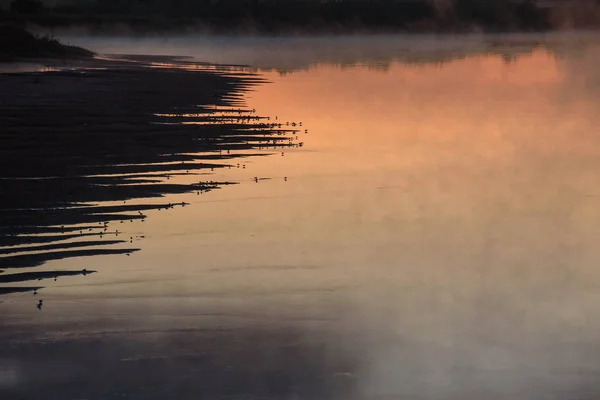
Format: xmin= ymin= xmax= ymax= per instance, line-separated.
xmin=0 ymin=56 xmax=300 ymax=294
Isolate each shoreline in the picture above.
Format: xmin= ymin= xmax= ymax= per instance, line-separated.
xmin=0 ymin=24 xmax=94 ymax=62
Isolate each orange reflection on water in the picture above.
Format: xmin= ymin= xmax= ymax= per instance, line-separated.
xmin=246 ymin=49 xmax=576 ymax=175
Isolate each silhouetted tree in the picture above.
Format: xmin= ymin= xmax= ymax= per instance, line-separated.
xmin=1 ymin=0 xmax=560 ymax=32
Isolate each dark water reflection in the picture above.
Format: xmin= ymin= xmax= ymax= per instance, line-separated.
xmin=1 ymin=324 xmax=360 ymax=400
xmin=3 ymin=35 xmax=600 ymax=399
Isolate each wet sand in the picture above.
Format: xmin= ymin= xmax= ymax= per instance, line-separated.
xmin=0 ymin=56 xmax=301 ymax=294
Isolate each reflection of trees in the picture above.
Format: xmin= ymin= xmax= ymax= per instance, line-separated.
xmin=244 ymin=37 xmax=575 ymax=75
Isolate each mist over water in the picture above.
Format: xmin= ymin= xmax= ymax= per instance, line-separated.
xmin=3 ymin=32 xmax=600 ymax=399
xmin=57 ymin=31 xmax=600 ymax=71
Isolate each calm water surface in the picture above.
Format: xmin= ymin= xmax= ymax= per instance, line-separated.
xmin=3 ymin=34 xmax=600 ymax=399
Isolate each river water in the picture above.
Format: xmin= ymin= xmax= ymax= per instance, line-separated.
xmin=2 ymin=33 xmax=600 ymax=399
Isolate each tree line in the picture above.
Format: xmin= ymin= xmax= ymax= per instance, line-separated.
xmin=2 ymin=0 xmax=586 ymax=33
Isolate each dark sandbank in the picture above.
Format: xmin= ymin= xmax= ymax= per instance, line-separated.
xmin=0 ymin=240 xmax=124 ymax=255
xmin=0 ymin=286 xmax=44 ymax=295
xmin=0 ymin=248 xmax=140 ymax=270
xmin=0 ymin=269 xmax=96 ymax=283
xmin=0 ymin=55 xmax=302 ymax=294
xmin=1 ymin=232 xmax=104 ymax=246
